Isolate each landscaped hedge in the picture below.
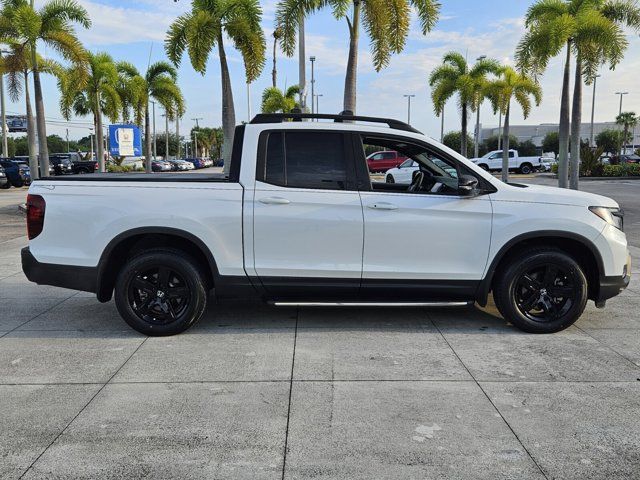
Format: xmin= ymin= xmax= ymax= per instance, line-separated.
xmin=106 ymin=164 xmax=144 ymax=173
xmin=550 ymin=163 xmax=640 ymax=177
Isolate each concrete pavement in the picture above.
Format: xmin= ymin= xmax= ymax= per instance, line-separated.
xmin=1 ymin=235 xmax=639 ymax=479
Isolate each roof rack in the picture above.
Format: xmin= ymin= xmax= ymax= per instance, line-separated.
xmin=249 ymin=112 xmax=422 ymax=134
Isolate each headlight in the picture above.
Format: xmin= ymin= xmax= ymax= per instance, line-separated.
xmin=589 ymin=206 xmax=624 ymax=231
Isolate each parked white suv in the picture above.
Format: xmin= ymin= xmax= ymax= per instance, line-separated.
xmin=22 ymin=113 xmax=631 ymax=335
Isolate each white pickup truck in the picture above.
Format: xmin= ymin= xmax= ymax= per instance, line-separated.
xmin=470 ymin=149 xmax=545 ymax=174
xmin=22 ymin=113 xmax=630 ymax=336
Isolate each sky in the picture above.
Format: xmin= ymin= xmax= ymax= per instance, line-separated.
xmin=5 ymin=0 xmax=640 ymax=141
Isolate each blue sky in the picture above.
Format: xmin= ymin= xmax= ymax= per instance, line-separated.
xmin=6 ymin=0 xmax=640 ymax=140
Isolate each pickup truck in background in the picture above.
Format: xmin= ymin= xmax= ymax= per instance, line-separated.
xmin=22 ymin=113 xmax=630 ymax=336
xmin=470 ymin=149 xmax=545 ymax=174
xmin=366 ymin=150 xmax=408 ymax=172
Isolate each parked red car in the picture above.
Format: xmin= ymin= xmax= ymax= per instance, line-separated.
xmin=366 ymin=150 xmax=408 ymax=173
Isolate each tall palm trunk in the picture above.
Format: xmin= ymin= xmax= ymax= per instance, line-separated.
xmin=24 ymin=71 xmax=38 ymax=180
xmin=218 ymin=34 xmax=236 ymax=175
xmin=144 ymin=104 xmax=152 ymax=173
xmin=569 ymin=55 xmax=582 ymax=190
xmin=298 ymin=16 xmax=306 ymax=110
xmin=343 ymin=0 xmax=361 ymax=114
xmin=502 ymin=101 xmax=511 ymax=183
xmin=31 ymin=48 xmax=49 ymax=177
xmin=272 ymin=35 xmax=278 ymax=88
xmin=460 ymin=102 xmax=468 ymax=156
xmin=94 ymin=92 xmax=105 ymax=172
xmin=557 ymin=42 xmax=571 ymax=189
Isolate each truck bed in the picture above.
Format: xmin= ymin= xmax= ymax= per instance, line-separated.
xmin=40 ymin=172 xmax=230 ymax=182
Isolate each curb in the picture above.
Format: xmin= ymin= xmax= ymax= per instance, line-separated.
xmin=546 ymin=175 xmax=640 ymax=181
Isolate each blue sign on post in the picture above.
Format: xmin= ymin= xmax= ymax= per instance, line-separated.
xmin=109 ymin=124 xmax=142 ymax=157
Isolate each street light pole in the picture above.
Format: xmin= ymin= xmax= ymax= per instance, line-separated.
xmin=315 ymin=94 xmax=323 ymax=115
xmin=403 ymin=94 xmax=415 ymax=125
xmin=151 ymin=100 xmax=157 ymax=160
xmin=163 ymin=112 xmax=169 ymax=160
xmin=474 ymin=55 xmax=487 ymax=158
xmin=615 ymin=91 xmax=628 ymax=116
xmin=440 ymin=110 xmax=445 ymax=143
xmin=194 ymin=131 xmax=199 ymax=159
xmin=247 ymin=82 xmax=252 ymax=122
xmin=310 ymin=56 xmax=316 ymax=116
xmin=590 ymin=75 xmax=600 ymax=147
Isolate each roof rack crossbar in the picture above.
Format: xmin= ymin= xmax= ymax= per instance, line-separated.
xmin=249 ymin=113 xmax=422 ymax=134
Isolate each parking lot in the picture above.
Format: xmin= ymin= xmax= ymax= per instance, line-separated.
xmin=1 ymin=176 xmax=640 ymax=479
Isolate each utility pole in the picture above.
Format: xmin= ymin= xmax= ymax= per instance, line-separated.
xmin=590 ymin=75 xmax=600 ymax=147
xmin=194 ymin=130 xmax=199 ymax=159
xmin=474 ymin=55 xmax=487 ymax=158
xmin=403 ymin=94 xmax=415 ymax=125
xmin=89 ymin=128 xmax=94 ymax=160
xmin=191 ymin=117 xmax=202 ymax=129
xmin=615 ymin=92 xmax=628 ymax=116
xmin=310 ymin=56 xmax=316 ymax=116
xmin=0 ymin=49 xmax=8 ymax=158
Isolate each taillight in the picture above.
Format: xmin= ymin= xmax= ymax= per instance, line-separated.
xmin=26 ymin=194 xmax=45 ymax=240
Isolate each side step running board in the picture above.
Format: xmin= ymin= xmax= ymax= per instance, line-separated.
xmin=270 ymin=301 xmax=473 ymax=307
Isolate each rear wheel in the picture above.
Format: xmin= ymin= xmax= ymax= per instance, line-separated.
xmin=478 ymin=164 xmax=489 ymax=171
xmin=519 ymin=163 xmax=533 ymax=174
xmin=10 ymin=177 xmax=24 ymax=188
xmin=0 ymin=181 xmax=10 ymax=189
xmin=386 ymin=174 xmax=395 ymax=184
xmin=493 ymin=248 xmax=587 ymax=333
xmin=114 ymin=249 xmax=208 ymax=336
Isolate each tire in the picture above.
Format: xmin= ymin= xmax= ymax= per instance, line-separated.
xmin=114 ymin=249 xmax=208 ymax=336
xmin=478 ymin=164 xmax=489 ymax=171
xmin=77 ymin=168 xmax=89 ymax=174
xmin=10 ymin=177 xmax=24 ymax=188
xmin=493 ymin=248 xmax=588 ymax=333
xmin=519 ymin=163 xmax=533 ymax=175
xmin=0 ymin=181 xmax=11 ymax=189
xmin=386 ymin=174 xmax=395 ymax=184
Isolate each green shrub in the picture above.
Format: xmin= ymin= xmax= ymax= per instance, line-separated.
xmin=107 ymin=164 xmax=135 ymax=173
xmin=602 ymin=164 xmax=640 ymax=177
xmin=551 ymin=163 xmax=558 ymax=174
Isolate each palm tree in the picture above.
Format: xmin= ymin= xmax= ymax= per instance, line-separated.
xmin=59 ymin=52 xmax=121 ymax=172
xmin=277 ymin=0 xmax=439 ymax=114
xmin=166 ymin=0 xmax=266 ymax=174
xmin=0 ymin=42 xmax=61 ymax=179
xmin=429 ymin=53 xmax=501 ymax=156
xmin=261 ymin=85 xmax=301 ymax=113
xmin=486 ymin=66 xmax=542 ymax=182
xmin=0 ymin=0 xmax=90 ymax=176
xmin=517 ymin=0 xmax=640 ymax=189
xmin=112 ymin=61 xmax=184 ymax=173
xmin=616 ymin=111 xmax=638 ymax=155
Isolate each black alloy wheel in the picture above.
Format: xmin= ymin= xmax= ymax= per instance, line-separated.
xmin=514 ymin=263 xmax=577 ymax=323
xmin=493 ymin=248 xmax=588 ymax=333
xmin=114 ymin=249 xmax=207 ymax=335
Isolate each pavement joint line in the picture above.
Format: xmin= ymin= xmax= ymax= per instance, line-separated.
xmin=2 ymin=379 xmax=640 ymax=387
xmin=573 ymin=324 xmax=640 ymax=370
xmin=0 ymin=292 xmax=81 ymax=339
xmin=280 ymin=306 xmax=299 ymax=480
xmin=427 ymin=311 xmax=550 ymax=480
xmin=17 ymin=335 xmax=150 ymax=479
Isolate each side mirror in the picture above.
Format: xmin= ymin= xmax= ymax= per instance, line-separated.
xmin=458 ymin=174 xmax=479 ymax=195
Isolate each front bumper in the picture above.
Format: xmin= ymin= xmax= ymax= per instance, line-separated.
xmin=22 ymin=247 xmax=97 ymax=293
xmin=596 ymin=254 xmax=631 ymax=304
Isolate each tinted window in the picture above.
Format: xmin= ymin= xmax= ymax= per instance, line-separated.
xmin=381 ymin=152 xmax=395 ymax=160
xmin=262 ymin=131 xmax=348 ymax=190
xmin=265 ymin=132 xmax=285 ymax=185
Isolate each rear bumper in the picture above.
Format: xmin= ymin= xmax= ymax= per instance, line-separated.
xmin=22 ymin=247 xmax=97 ymax=293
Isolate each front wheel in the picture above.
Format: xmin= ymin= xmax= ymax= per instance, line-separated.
xmin=114 ymin=249 xmax=208 ymax=336
xmin=493 ymin=248 xmax=588 ymax=333
xmin=386 ymin=174 xmax=395 ymax=184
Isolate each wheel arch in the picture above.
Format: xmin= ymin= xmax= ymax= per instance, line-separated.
xmin=476 ymin=231 xmax=604 ymax=306
xmin=96 ymin=227 xmax=219 ymax=302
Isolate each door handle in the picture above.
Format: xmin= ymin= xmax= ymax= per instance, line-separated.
xmin=259 ymin=196 xmax=291 ymax=205
xmin=367 ymin=202 xmax=398 ymax=210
